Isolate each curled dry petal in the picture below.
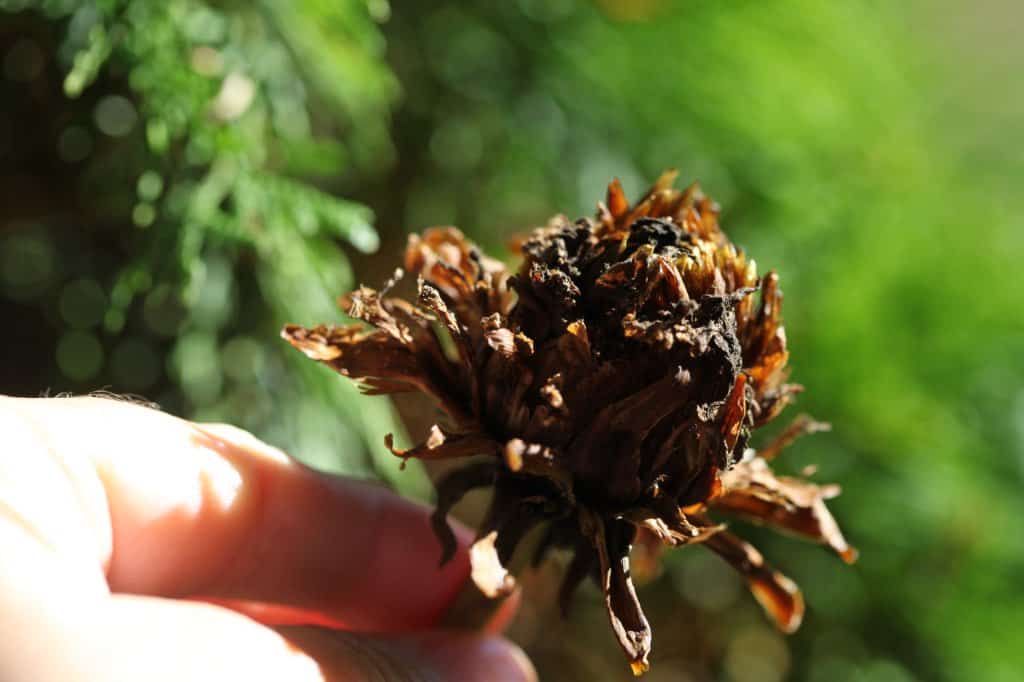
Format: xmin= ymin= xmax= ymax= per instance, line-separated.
xmin=470 ymin=531 xmax=517 ymax=598
xmin=714 ymin=456 xmax=858 ymax=563
xmin=430 ymin=462 xmax=496 ymax=564
xmin=282 ymin=172 xmax=853 ymax=674
xmin=757 ymin=413 xmax=832 ymax=462
xmin=625 ymin=507 xmax=724 ymax=547
xmin=581 ymin=509 xmax=652 ymax=676
xmin=385 ymin=427 xmax=501 ymax=466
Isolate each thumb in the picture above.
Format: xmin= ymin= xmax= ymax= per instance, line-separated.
xmin=280 ymin=627 xmax=538 ymax=682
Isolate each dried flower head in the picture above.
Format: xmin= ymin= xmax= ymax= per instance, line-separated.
xmin=283 ymin=171 xmax=855 ymax=675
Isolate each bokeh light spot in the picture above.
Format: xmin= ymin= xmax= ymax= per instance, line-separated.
xmin=137 ymin=171 xmax=164 ymax=201
xmin=0 ymin=231 xmax=55 ymax=300
xmin=58 ymin=278 xmax=106 ymax=329
xmin=57 ymin=125 xmax=93 ymax=163
xmin=103 ymin=308 xmax=125 ymax=333
xmin=212 ymin=72 xmax=255 ymax=121
xmin=146 ymin=119 xmax=169 ymax=153
xmin=143 ymin=284 xmax=187 ymax=336
xmin=724 ymin=626 xmax=791 ymax=682
xmin=170 ymin=332 xmax=223 ymax=406
xmin=56 ymin=331 xmax=103 ymax=381
xmin=673 ymin=549 xmax=742 ymax=612
xmin=221 ymin=335 xmax=266 ymax=382
xmin=94 ymin=95 xmax=138 ymax=137
xmin=132 ymin=202 xmax=156 ymax=227
xmin=110 ymin=337 xmax=161 ymax=390
xmin=190 ymin=256 xmax=234 ymax=330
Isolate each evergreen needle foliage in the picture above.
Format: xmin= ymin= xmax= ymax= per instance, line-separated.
xmin=0 ymin=0 xmax=427 ymax=494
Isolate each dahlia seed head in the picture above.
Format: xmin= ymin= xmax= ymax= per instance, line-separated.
xmin=283 ymin=170 xmax=855 ymax=675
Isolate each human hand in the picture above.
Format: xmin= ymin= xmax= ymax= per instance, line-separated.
xmin=0 ymin=396 xmax=536 ymax=681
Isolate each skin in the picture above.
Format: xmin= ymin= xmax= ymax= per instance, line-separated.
xmin=0 ymin=396 xmax=537 ymax=682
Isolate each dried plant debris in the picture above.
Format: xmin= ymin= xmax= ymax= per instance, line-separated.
xmin=283 ymin=171 xmax=855 ymax=675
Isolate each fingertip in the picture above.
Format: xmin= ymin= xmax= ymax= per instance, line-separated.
xmin=278 ymin=628 xmax=537 ymax=682
xmin=410 ymin=633 xmax=538 ymax=682
xmin=338 ymin=478 xmax=473 ymax=629
xmin=192 ymin=422 xmax=293 ymax=466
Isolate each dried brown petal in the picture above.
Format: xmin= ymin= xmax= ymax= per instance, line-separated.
xmin=385 ymin=427 xmax=501 ymax=465
xmin=502 ymin=439 xmax=574 ymax=501
xmin=470 ymin=530 xmax=517 ymax=598
xmin=757 ymin=413 xmax=832 ymax=462
xmin=281 ymin=324 xmax=423 ymax=393
xmin=581 ymin=509 xmax=652 ymax=676
xmin=625 ymin=506 xmax=724 ymax=547
xmin=430 ymin=462 xmax=496 ymax=564
xmin=606 ymin=178 xmax=630 ymax=219
xmin=467 ymin=479 xmax=546 ymax=598
xmin=713 ymin=457 xmax=857 ymax=563
xmin=720 ymin=373 xmax=748 ymax=454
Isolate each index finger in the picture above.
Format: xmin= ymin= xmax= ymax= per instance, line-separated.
xmin=2 ymin=396 xmax=470 ymax=632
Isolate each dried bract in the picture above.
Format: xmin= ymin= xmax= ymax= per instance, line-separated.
xmin=283 ymin=171 xmax=855 ymax=675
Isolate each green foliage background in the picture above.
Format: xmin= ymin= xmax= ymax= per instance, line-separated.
xmin=1 ymin=1 xmax=1021 ymax=680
